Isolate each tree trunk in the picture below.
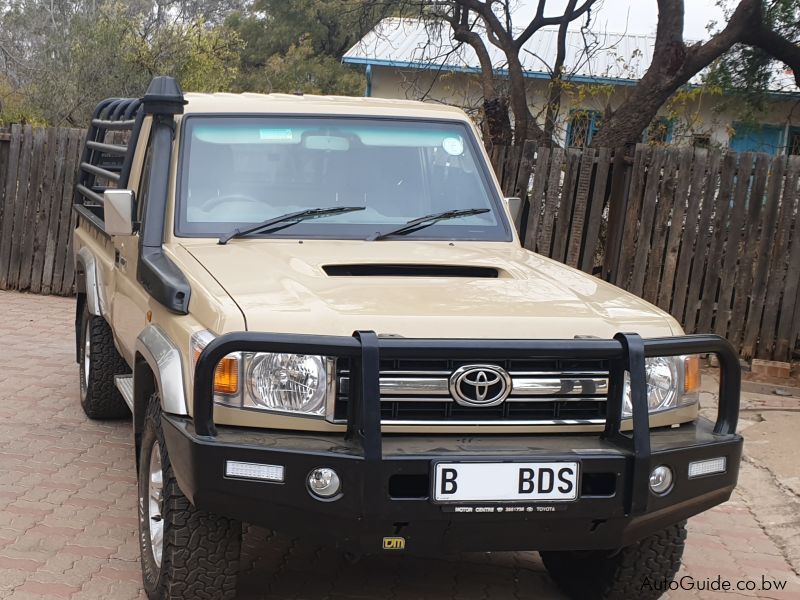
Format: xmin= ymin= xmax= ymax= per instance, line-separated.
xmin=591 ymin=0 xmax=759 ymax=148
xmin=507 ymin=52 xmax=530 ymax=146
xmin=448 ymin=9 xmax=514 ymax=147
xmin=483 ymin=97 xmax=513 ymax=146
xmin=507 ymin=52 xmax=546 ymax=145
xmin=543 ymin=0 xmax=576 ymax=144
xmin=590 ymin=70 xmax=685 ymax=148
xmin=448 ymin=0 xmax=597 ymax=147
xmin=542 ymin=77 xmax=562 ymax=144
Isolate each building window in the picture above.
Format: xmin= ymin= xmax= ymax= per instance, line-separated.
xmin=729 ymin=122 xmax=784 ymax=155
xmin=566 ymin=110 xmax=601 ymax=148
xmin=645 ymin=117 xmax=673 ymax=145
xmin=788 ymin=129 xmax=800 ymax=156
xmin=693 ymin=134 xmax=711 ymax=149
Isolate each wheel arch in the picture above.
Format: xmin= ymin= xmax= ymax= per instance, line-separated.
xmin=75 ymin=247 xmax=103 ymax=317
xmin=134 ymin=325 xmax=189 ymax=469
xmin=133 ymin=353 xmax=157 ymax=467
xmin=134 ymin=324 xmax=189 ymax=420
xmin=74 ymin=293 xmax=86 ymax=363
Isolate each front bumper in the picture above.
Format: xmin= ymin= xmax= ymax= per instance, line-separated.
xmin=172 ymin=331 xmax=742 ymax=554
xmin=163 ymin=416 xmax=741 ymax=553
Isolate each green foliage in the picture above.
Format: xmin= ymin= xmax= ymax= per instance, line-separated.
xmin=260 ymin=35 xmax=364 ymax=95
xmin=657 ymin=84 xmax=724 ymax=143
xmin=0 ymin=1 xmax=244 ymax=125
xmin=0 ymin=104 xmax=45 ymax=126
xmin=0 ymin=77 xmax=43 ymax=125
xmin=19 ymin=8 xmax=135 ymax=125
xmin=562 ymin=82 xmax=615 ymax=110
xmin=226 ymin=0 xmax=383 ymax=95
xmin=705 ymin=0 xmax=800 ymax=119
xmin=0 ymin=0 xmax=377 ymax=125
xmin=256 ymin=0 xmax=371 ymax=57
xmin=124 ymin=19 xmax=243 ymax=93
xmin=0 ymin=0 xmax=385 ymax=125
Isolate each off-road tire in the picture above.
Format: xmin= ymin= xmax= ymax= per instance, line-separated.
xmin=540 ymin=521 xmax=687 ymax=600
xmin=138 ymin=394 xmax=241 ymax=600
xmin=78 ymin=304 xmax=130 ymax=419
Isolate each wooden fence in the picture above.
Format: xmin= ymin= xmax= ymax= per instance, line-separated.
xmin=0 ymin=124 xmax=85 ymax=295
xmin=491 ymin=142 xmax=800 ymax=362
xmin=0 ymin=124 xmax=798 ymax=362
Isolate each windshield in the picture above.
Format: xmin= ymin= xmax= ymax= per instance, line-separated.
xmin=176 ymin=116 xmax=511 ymax=241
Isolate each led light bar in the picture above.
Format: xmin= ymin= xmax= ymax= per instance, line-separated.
xmin=688 ymin=457 xmax=726 ymax=479
xmin=225 ymin=460 xmax=284 ymax=482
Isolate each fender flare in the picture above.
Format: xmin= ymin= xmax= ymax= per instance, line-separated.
xmin=135 ymin=325 xmax=188 ymax=417
xmin=75 ymin=247 xmax=105 ymax=317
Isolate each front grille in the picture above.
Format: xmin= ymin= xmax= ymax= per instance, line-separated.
xmin=333 ymin=357 xmax=610 ymax=425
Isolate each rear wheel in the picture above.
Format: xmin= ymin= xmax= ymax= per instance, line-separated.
xmin=138 ymin=394 xmax=241 ymax=600
xmin=540 ymin=521 xmax=687 ymax=600
xmin=78 ymin=304 xmax=130 ymax=419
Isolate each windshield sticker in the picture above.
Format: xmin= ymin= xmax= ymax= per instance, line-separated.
xmin=259 ymin=128 xmax=294 ymax=141
xmin=442 ymin=137 xmax=464 ymax=156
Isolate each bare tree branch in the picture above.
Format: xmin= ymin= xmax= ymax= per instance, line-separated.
xmin=515 ymin=0 xmax=596 ymax=49
xmin=742 ymin=19 xmax=800 ymax=87
xmin=447 ymin=0 xmax=600 ymax=145
xmin=591 ymin=0 xmax=764 ymax=147
xmin=543 ymin=0 xmax=579 ymax=142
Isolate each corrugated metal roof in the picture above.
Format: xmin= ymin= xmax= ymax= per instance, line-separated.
xmin=344 ymin=17 xmax=655 ymax=85
xmin=344 ymin=17 xmax=797 ymax=92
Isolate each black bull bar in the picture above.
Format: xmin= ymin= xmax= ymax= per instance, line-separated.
xmin=192 ymin=332 xmax=740 ymax=516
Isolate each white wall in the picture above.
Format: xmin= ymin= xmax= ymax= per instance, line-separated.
xmin=367 ymin=65 xmax=800 ymax=150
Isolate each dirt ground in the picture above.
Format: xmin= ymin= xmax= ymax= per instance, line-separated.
xmin=0 ymin=290 xmax=798 ymax=599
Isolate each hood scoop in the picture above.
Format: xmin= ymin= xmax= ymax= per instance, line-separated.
xmin=322 ymin=264 xmax=499 ymax=278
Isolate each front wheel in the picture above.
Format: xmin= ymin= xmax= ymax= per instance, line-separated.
xmin=540 ymin=521 xmax=687 ymax=600
xmin=138 ymin=394 xmax=241 ymax=600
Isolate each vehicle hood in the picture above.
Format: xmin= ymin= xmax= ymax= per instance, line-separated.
xmin=181 ymin=240 xmax=679 ymax=339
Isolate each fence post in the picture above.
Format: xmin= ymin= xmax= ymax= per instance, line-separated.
xmin=602 ymin=146 xmax=631 ymax=282
xmin=511 ymin=140 xmax=537 ymax=239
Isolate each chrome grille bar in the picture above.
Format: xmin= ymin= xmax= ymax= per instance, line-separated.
xmin=379 ymin=419 xmax=608 ymax=426
xmin=333 ymin=367 xmax=610 ymax=425
xmin=339 ymin=373 xmax=609 ymax=398
xmin=377 ymin=396 xmax=607 ymax=403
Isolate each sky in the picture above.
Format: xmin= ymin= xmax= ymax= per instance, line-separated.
xmin=517 ymin=0 xmax=727 ymax=40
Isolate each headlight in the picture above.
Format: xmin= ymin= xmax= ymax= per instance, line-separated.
xmin=622 ymin=355 xmax=700 ymax=417
xmin=190 ymin=330 xmax=331 ymax=418
xmin=246 ymin=353 xmax=327 ymax=415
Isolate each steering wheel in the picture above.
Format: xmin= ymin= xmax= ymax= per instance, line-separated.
xmin=200 ymin=194 xmax=259 ymax=212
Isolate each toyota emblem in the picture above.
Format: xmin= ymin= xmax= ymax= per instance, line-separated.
xmin=449 ymin=365 xmax=513 ymax=407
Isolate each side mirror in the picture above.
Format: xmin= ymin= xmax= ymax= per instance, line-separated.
xmin=104 ymin=189 xmax=135 ymax=236
xmin=505 ymin=196 xmax=523 ymax=229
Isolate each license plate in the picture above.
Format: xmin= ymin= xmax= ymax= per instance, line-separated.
xmin=433 ymin=462 xmax=579 ymax=503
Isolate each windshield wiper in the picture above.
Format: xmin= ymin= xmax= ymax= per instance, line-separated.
xmin=366 ymin=208 xmax=490 ymax=241
xmin=218 ymin=206 xmax=365 ymax=245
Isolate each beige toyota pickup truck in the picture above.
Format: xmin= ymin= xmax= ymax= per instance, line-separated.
xmin=72 ymin=76 xmax=742 ymax=600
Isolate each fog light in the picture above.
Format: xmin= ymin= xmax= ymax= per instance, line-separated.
xmin=649 ymin=465 xmax=673 ymax=495
xmin=307 ymin=467 xmax=341 ymax=499
xmin=688 ymin=457 xmax=726 ymax=479
xmin=225 ymin=461 xmax=284 ymax=482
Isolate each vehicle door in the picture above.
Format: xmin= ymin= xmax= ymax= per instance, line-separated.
xmin=109 ymin=118 xmax=154 ymax=364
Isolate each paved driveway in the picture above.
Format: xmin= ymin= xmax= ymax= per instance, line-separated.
xmin=0 ymin=290 xmax=798 ymax=599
